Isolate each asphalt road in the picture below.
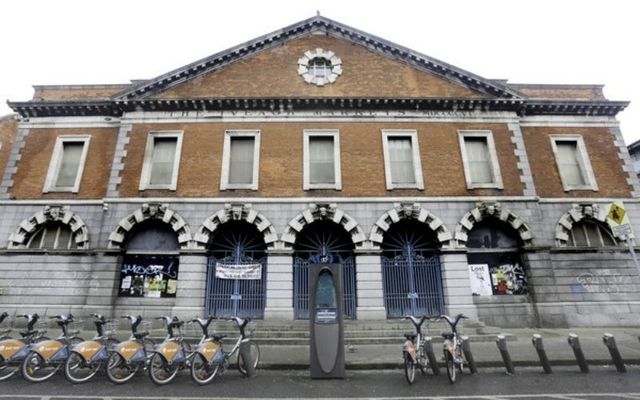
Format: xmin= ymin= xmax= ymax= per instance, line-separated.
xmin=1 ymin=367 xmax=640 ymax=399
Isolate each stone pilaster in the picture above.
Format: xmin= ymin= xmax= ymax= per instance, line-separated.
xmin=264 ymin=252 xmax=294 ymax=320
xmin=0 ymin=126 xmax=29 ymax=199
xmin=440 ymin=251 xmax=478 ymax=320
xmin=355 ymin=252 xmax=386 ymax=319
xmin=106 ymin=123 xmax=132 ymax=197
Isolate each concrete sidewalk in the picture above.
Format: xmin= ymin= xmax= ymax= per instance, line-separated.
xmin=258 ymin=327 xmax=640 ymax=370
xmin=20 ymin=324 xmax=640 ymax=370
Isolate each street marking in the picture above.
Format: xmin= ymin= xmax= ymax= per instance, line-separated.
xmin=4 ymin=394 xmax=640 ymax=400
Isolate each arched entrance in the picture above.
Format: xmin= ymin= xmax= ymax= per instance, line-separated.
xmin=205 ymin=220 xmax=267 ymax=318
xmin=466 ymin=219 xmax=528 ymax=296
xmin=380 ymin=219 xmax=444 ymax=318
xmin=293 ymin=220 xmax=356 ymax=319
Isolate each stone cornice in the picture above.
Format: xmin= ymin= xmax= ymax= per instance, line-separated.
xmin=8 ymin=97 xmax=628 ymax=119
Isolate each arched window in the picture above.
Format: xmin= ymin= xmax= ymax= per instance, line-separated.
xmin=568 ymin=219 xmax=617 ymax=247
xmin=309 ymin=57 xmax=332 ymax=79
xmin=467 ymin=219 xmax=528 ymax=296
xmin=118 ymin=220 xmax=180 ymax=298
xmin=27 ymin=222 xmax=77 ymax=250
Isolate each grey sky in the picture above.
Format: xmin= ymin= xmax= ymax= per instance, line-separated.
xmin=1 ymin=0 xmax=638 ymax=144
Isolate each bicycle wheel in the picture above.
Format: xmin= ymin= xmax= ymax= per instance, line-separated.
xmin=445 ymin=351 xmax=456 ymax=384
xmin=190 ymin=353 xmax=220 ymax=385
xmin=148 ymin=352 xmax=180 ymax=385
xmin=21 ymin=351 xmax=61 ymax=383
xmin=106 ymin=352 xmax=139 ymax=384
xmin=237 ymin=340 xmax=260 ymax=376
xmin=418 ymin=348 xmax=427 ymax=375
xmin=0 ymin=356 xmax=18 ymax=381
xmin=64 ymin=351 xmax=99 ymax=384
xmin=403 ymin=351 xmax=415 ymax=384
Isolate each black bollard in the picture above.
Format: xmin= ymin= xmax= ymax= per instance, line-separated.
xmin=568 ymin=333 xmax=589 ymax=373
xmin=531 ymin=334 xmax=552 ymax=374
xmin=602 ymin=333 xmax=626 ymax=373
xmin=496 ymin=335 xmax=515 ymax=374
xmin=239 ymin=341 xmax=257 ymax=377
xmin=461 ymin=336 xmax=477 ymax=374
xmin=424 ymin=336 xmax=440 ymax=375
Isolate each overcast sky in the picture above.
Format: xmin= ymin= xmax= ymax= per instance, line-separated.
xmin=1 ymin=0 xmax=639 ymax=143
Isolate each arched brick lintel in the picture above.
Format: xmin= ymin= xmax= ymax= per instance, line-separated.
xmin=369 ymin=202 xmax=453 ymax=250
xmin=107 ymin=203 xmax=192 ymax=250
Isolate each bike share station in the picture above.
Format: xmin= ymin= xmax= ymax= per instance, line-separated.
xmin=309 ymin=263 xmax=345 ymax=379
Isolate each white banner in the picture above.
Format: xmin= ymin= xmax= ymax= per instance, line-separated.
xmin=215 ymin=263 xmax=262 ymax=280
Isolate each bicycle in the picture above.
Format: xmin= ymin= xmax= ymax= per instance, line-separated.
xmin=64 ymin=313 xmax=119 ymax=384
xmin=106 ymin=315 xmax=154 ymax=384
xmin=189 ymin=315 xmax=224 ymax=385
xmin=148 ymin=316 xmax=192 ymax=385
xmin=440 ymin=313 xmax=468 ymax=384
xmin=402 ymin=315 xmax=432 ymax=384
xmin=21 ymin=314 xmax=83 ymax=383
xmin=190 ymin=316 xmax=259 ymax=383
xmin=0 ymin=313 xmax=48 ymax=381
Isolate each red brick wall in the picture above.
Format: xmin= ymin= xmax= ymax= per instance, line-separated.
xmin=11 ymin=128 xmax=118 ymax=199
xmin=118 ymin=122 xmax=523 ymax=198
xmin=0 ymin=116 xmax=17 ymax=181
xmin=157 ymin=34 xmax=483 ymax=100
xmin=522 ymin=126 xmax=631 ymax=198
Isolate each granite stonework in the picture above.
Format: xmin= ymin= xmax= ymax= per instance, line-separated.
xmin=1 ymin=199 xmax=639 ymax=327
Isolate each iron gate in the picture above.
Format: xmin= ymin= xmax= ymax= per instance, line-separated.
xmin=205 ymin=255 xmax=267 ymax=318
xmin=381 ymin=252 xmax=444 ymax=317
xmin=293 ymin=255 xmax=356 ymax=319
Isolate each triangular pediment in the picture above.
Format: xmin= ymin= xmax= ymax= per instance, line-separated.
xmin=115 ymin=16 xmax=521 ymax=101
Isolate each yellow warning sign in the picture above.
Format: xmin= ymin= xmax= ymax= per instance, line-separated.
xmin=608 ymin=202 xmax=626 ymax=225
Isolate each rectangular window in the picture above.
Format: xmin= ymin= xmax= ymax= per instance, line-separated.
xmin=458 ymin=130 xmax=503 ymax=189
xmin=550 ymin=135 xmax=598 ymax=191
xmin=221 ymin=130 xmax=260 ymax=190
xmin=303 ymin=129 xmax=341 ymax=190
xmin=381 ymin=130 xmax=424 ymax=190
xmin=140 ymin=131 xmax=183 ymax=191
xmin=43 ymin=136 xmax=90 ymax=193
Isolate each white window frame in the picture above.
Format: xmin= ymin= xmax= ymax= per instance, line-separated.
xmin=549 ymin=134 xmax=598 ymax=191
xmin=43 ymin=135 xmax=91 ymax=193
xmin=381 ymin=129 xmax=424 ymax=190
xmin=220 ymin=130 xmax=261 ymax=191
xmin=303 ymin=129 xmax=342 ymax=190
xmin=139 ymin=131 xmax=183 ymax=191
xmin=458 ymin=130 xmax=504 ymax=189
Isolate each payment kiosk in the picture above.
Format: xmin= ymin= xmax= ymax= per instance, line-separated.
xmin=309 ymin=263 xmax=345 ymax=378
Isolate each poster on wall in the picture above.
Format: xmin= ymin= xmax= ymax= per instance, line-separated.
xmin=468 ymin=264 xmax=493 ymax=296
xmin=490 ymin=263 xmax=528 ymax=295
xmin=118 ymin=254 xmax=179 ymax=298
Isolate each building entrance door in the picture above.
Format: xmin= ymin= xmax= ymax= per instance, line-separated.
xmin=205 ymin=221 xmax=267 ymax=318
xmin=292 ymin=221 xmax=356 ymax=319
xmin=380 ymin=220 xmax=444 ymax=318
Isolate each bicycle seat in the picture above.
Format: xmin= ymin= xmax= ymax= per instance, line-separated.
xmin=20 ymin=330 xmax=39 ymax=338
xmin=134 ymin=331 xmax=149 ymax=340
xmin=213 ymin=334 xmax=227 ymax=341
xmin=441 ymin=332 xmax=455 ymax=340
xmin=404 ymin=332 xmax=417 ymax=340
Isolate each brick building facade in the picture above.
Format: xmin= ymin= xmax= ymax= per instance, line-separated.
xmin=1 ymin=15 xmax=638 ymax=327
